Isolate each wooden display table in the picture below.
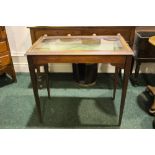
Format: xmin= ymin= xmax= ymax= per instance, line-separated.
xmin=26 ymin=34 xmax=133 ymax=126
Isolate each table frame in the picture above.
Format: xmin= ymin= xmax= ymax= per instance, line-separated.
xmin=27 ymin=35 xmax=133 ymax=126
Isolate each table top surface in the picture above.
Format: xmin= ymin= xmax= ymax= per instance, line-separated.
xmin=26 ymin=34 xmax=133 ymax=56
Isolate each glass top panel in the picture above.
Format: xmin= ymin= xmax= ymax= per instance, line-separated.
xmin=34 ymin=36 xmax=124 ymax=51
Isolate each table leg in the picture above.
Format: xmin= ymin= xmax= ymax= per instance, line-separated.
xmin=27 ymin=57 xmax=42 ymax=123
xmin=118 ymin=56 xmax=132 ymax=126
xmin=36 ymin=66 xmax=44 ymax=89
xmin=44 ymin=64 xmax=50 ymax=98
xmin=130 ymin=56 xmax=134 ymax=75
xmin=113 ymin=66 xmax=119 ymax=100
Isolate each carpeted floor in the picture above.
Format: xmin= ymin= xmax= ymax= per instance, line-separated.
xmin=0 ymin=73 xmax=155 ymax=129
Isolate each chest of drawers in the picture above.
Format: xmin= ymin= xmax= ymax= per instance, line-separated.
xmin=0 ymin=26 xmax=16 ymax=82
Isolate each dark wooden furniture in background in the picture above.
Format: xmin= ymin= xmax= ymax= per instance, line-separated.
xmin=26 ymin=34 xmax=133 ymax=126
xmin=0 ymin=26 xmax=16 ymax=82
xmin=29 ymin=26 xmax=135 ymax=86
xmin=29 ymin=27 xmax=135 ymax=46
xmin=134 ymin=28 xmax=155 ymax=79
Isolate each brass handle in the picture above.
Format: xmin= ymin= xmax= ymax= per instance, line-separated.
xmin=67 ymin=34 xmax=71 ymax=36
xmin=149 ymin=36 xmax=155 ymax=46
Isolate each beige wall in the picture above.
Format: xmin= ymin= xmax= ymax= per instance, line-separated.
xmin=6 ymin=26 xmax=155 ymax=73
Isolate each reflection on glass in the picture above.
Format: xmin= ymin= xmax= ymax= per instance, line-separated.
xmin=35 ymin=36 xmax=123 ymax=51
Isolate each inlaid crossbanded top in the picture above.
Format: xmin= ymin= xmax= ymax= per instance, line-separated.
xmin=26 ymin=34 xmax=133 ymax=56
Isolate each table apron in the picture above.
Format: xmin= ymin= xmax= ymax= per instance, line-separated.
xmin=27 ymin=55 xmax=127 ymax=66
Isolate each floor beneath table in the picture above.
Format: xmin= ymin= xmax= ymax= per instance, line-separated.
xmin=0 ymin=73 xmax=155 ymax=129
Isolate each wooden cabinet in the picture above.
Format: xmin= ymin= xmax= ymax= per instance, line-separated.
xmin=0 ymin=26 xmax=16 ymax=81
xmin=134 ymin=28 xmax=155 ymax=79
xmin=29 ymin=26 xmax=135 ymax=46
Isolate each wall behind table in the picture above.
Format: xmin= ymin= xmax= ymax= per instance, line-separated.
xmin=5 ymin=26 xmax=155 ymax=73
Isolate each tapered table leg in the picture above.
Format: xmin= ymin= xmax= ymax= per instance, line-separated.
xmin=27 ymin=56 xmax=43 ymax=123
xmin=113 ymin=66 xmax=120 ymax=100
xmin=44 ymin=64 xmax=50 ymax=98
xmin=118 ymin=56 xmax=132 ymax=126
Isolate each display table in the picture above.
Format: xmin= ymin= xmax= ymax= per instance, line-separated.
xmin=26 ymin=34 xmax=133 ymax=126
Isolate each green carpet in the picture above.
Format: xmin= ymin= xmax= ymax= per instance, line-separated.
xmin=0 ymin=73 xmax=154 ymax=128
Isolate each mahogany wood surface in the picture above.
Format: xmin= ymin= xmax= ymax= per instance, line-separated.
xmin=0 ymin=26 xmax=16 ymax=82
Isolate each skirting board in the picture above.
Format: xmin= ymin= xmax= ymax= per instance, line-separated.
xmin=11 ymin=52 xmax=155 ymax=73
xmin=13 ymin=62 xmax=155 ymax=73
xmin=13 ymin=63 xmax=116 ymax=73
